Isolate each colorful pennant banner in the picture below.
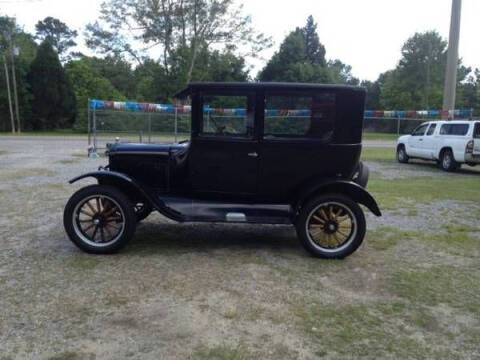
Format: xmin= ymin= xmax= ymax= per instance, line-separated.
xmin=90 ymin=100 xmax=473 ymax=118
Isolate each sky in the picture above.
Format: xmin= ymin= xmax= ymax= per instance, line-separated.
xmin=0 ymin=0 xmax=478 ymax=81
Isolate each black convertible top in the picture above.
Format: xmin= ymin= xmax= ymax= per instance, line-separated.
xmin=175 ymin=82 xmax=365 ymax=98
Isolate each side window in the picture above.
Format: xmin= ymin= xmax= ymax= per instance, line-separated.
xmin=200 ymin=94 xmax=254 ymax=138
xmin=412 ymin=124 xmax=428 ymax=136
xmin=426 ymin=123 xmax=436 ymax=136
xmin=264 ymin=92 xmax=335 ymax=140
xmin=440 ymin=124 xmax=469 ymax=136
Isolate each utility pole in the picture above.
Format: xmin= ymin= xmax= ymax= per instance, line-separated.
xmin=442 ymin=0 xmax=462 ymax=120
xmin=3 ymin=54 xmax=15 ymax=133
xmin=10 ymin=44 xmax=20 ymax=133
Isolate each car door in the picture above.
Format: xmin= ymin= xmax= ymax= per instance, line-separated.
xmin=189 ymin=91 xmax=259 ymax=196
xmin=258 ymin=90 xmax=341 ymax=201
xmin=420 ymin=123 xmax=437 ymax=159
xmin=407 ymin=124 xmax=429 ymax=157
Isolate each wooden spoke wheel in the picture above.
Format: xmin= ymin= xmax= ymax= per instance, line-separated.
xmin=307 ymin=202 xmax=356 ymax=251
xmin=296 ymin=194 xmax=366 ymax=259
xmin=73 ymin=195 xmax=125 ymax=246
xmin=64 ymin=185 xmax=136 ymax=254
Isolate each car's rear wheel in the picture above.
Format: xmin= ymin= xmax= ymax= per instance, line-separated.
xmin=64 ymin=185 xmax=136 ymax=254
xmin=397 ymin=145 xmax=409 ymax=163
xmin=440 ymin=149 xmax=459 ymax=172
xmin=296 ymin=194 xmax=366 ymax=259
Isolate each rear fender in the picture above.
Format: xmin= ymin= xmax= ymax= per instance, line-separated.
xmin=294 ymin=180 xmax=382 ymax=217
xmin=69 ymin=171 xmax=184 ymax=222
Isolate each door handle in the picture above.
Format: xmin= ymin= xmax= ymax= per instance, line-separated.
xmin=419 ymin=139 xmax=423 ymax=141
xmin=247 ymin=152 xmax=258 ymax=157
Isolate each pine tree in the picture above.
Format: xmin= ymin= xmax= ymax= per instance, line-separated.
xmin=27 ymin=41 xmax=76 ymax=129
xmin=303 ymin=15 xmax=326 ymax=66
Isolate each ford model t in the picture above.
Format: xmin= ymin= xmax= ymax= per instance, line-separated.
xmin=64 ymin=82 xmax=381 ymax=258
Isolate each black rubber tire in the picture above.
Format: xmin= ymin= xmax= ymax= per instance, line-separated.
xmin=352 ymin=161 xmax=369 ymax=188
xmin=295 ymin=194 xmax=366 ymax=259
xmin=63 ymin=185 xmax=137 ymax=254
xmin=440 ymin=149 xmax=459 ymax=172
xmin=397 ymin=145 xmax=409 ymax=163
xmin=134 ymin=202 xmax=153 ymax=222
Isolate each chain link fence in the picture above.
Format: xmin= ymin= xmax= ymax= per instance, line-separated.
xmin=88 ymin=99 xmax=476 ymax=151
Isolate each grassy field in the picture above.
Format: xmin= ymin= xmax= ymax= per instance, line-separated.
xmin=0 ymin=138 xmax=479 ymax=359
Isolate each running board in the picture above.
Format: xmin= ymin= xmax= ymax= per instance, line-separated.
xmin=159 ymin=195 xmax=292 ymax=224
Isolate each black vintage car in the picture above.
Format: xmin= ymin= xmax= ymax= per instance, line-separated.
xmin=64 ymin=82 xmax=381 ymax=258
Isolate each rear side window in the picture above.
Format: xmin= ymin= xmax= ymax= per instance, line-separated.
xmin=440 ymin=123 xmax=469 ymax=136
xmin=426 ymin=123 xmax=436 ymax=136
xmin=474 ymin=123 xmax=480 ymax=139
xmin=264 ymin=93 xmax=335 ymax=140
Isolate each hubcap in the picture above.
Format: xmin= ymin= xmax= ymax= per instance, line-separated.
xmin=306 ymin=202 xmax=357 ymax=252
xmin=72 ymin=195 xmax=125 ymax=247
xmin=444 ymin=154 xmax=451 ymax=168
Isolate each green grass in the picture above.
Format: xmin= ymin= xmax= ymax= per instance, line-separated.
xmin=367 ymin=227 xmax=416 ymax=251
xmin=368 ymin=176 xmax=480 ymax=210
xmin=361 ymin=148 xmax=396 ymax=162
xmin=294 ymin=301 xmax=455 ymax=358
xmin=391 ymin=265 xmax=480 ymax=316
xmin=363 ymin=132 xmax=400 ymax=141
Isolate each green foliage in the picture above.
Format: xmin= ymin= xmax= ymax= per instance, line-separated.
xmin=35 ymin=17 xmax=78 ymax=62
xmin=27 ymin=41 xmax=76 ymax=130
xmin=85 ymin=0 xmax=271 ymax=86
xmin=65 ymin=58 xmax=126 ymax=130
xmin=0 ymin=16 xmax=38 ymax=132
xmin=379 ymin=31 xmax=470 ymax=110
xmin=259 ymin=16 xmax=357 ymax=85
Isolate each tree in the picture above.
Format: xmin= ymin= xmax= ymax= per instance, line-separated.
xmin=27 ymin=41 xmax=76 ymax=129
xmin=0 ymin=16 xmax=38 ymax=131
xmin=65 ymin=57 xmax=126 ymax=130
xmin=379 ymin=31 xmax=470 ymax=110
xmin=35 ymin=17 xmax=78 ymax=61
xmin=76 ymin=55 xmax=137 ymax=99
xmin=85 ymin=0 xmax=271 ymax=85
xmin=258 ymin=16 xmax=333 ymax=83
xmin=328 ymin=59 xmax=359 ymax=85
xmin=303 ymin=15 xmax=326 ymax=66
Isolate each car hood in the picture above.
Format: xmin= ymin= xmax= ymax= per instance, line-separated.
xmin=108 ymin=142 xmax=189 ymax=155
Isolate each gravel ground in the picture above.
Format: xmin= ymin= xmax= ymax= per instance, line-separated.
xmin=0 ymin=136 xmax=479 ymax=360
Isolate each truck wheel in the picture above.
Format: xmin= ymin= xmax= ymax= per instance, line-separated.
xmin=296 ymin=194 xmax=366 ymax=259
xmin=64 ymin=185 xmax=137 ymax=254
xmin=134 ymin=202 xmax=153 ymax=222
xmin=397 ymin=145 xmax=409 ymax=163
xmin=440 ymin=149 xmax=459 ymax=172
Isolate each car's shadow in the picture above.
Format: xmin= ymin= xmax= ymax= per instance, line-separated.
xmin=124 ymin=221 xmax=301 ymax=255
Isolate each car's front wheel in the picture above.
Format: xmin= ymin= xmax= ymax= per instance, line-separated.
xmin=64 ymin=185 xmax=137 ymax=254
xmin=296 ymin=194 xmax=366 ymax=259
xmin=397 ymin=145 xmax=409 ymax=163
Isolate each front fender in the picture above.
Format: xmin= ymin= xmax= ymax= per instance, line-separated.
xmin=69 ymin=170 xmax=184 ymax=222
xmin=295 ymin=179 xmax=382 ymax=217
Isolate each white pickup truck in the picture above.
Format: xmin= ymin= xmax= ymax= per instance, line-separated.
xmin=396 ymin=120 xmax=480 ymax=171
